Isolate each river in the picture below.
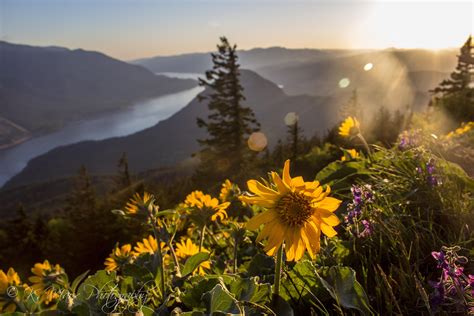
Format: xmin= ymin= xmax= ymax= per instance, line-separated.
xmin=0 ymin=73 xmax=203 ymax=187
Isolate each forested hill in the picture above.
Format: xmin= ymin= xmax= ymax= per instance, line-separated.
xmin=4 ymin=70 xmax=342 ymax=189
xmin=0 ymin=41 xmax=197 ymax=134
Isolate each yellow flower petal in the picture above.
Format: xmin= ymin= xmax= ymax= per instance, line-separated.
xmin=246 ymin=210 xmax=278 ymax=230
xmin=247 ymin=180 xmax=279 ymax=197
xmin=320 ymin=222 xmax=337 ymax=237
xmin=318 ymin=209 xmax=340 ymax=226
xmin=315 ymin=196 xmax=341 ymax=212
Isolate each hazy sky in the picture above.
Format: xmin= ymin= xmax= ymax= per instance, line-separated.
xmin=1 ymin=0 xmax=472 ymax=60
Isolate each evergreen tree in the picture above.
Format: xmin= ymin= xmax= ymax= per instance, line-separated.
xmin=196 ymin=37 xmax=260 ymax=182
xmin=115 ymin=152 xmax=132 ymax=191
xmin=67 ymin=165 xmax=96 ymax=212
xmin=271 ymin=139 xmax=287 ymax=168
xmin=432 ymin=36 xmax=473 ymax=94
xmin=431 ymin=36 xmax=474 ymax=122
xmin=286 ymin=114 xmax=305 ymax=160
xmin=340 ymin=89 xmax=363 ymax=120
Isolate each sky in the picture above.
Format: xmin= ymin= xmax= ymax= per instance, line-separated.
xmin=0 ymin=0 xmax=472 ymax=60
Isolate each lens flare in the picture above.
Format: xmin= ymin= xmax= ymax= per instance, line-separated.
xmin=364 ymin=63 xmax=373 ymax=71
xmin=284 ymin=112 xmax=299 ymax=126
xmin=248 ymin=132 xmax=268 ymax=152
xmin=339 ymin=78 xmax=350 ymax=88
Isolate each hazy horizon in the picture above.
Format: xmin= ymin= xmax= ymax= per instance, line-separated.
xmin=1 ymin=0 xmax=472 ymax=60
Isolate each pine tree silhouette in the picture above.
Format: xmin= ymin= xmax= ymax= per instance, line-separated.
xmin=431 ymin=35 xmax=474 ymax=122
xmin=196 ymin=37 xmax=260 ymax=182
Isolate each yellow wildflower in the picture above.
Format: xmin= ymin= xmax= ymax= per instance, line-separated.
xmin=124 ymin=192 xmax=156 ymax=216
xmin=219 ymin=179 xmax=233 ymax=202
xmin=341 ymin=149 xmax=360 ymax=161
xmin=339 ymin=117 xmax=360 ymax=137
xmin=175 ymin=239 xmax=211 ymax=275
xmin=241 ymin=160 xmax=341 ymax=261
xmin=29 ymin=260 xmax=65 ymax=304
xmin=446 ymin=121 xmax=474 ymax=138
xmin=104 ymin=244 xmax=134 ymax=271
xmin=184 ymin=191 xmax=229 ymax=222
xmin=0 ymin=268 xmax=21 ymax=313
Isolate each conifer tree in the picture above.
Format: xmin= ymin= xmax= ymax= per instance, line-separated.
xmin=67 ymin=165 xmax=96 ymax=213
xmin=196 ymin=37 xmax=260 ymax=181
xmin=433 ymin=36 xmax=473 ymax=94
xmin=115 ymin=152 xmax=132 ymax=190
xmin=286 ymin=114 xmax=305 ymax=160
xmin=340 ymin=89 xmax=363 ymax=120
xmin=431 ymin=36 xmax=474 ymax=122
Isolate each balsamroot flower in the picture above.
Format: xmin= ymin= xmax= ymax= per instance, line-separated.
xmin=184 ymin=190 xmax=229 ymax=223
xmin=446 ymin=121 xmax=474 ymax=139
xmin=175 ymin=239 xmax=211 ymax=275
xmin=124 ymin=192 xmax=157 ymax=218
xmin=104 ymin=244 xmax=134 ymax=272
xmin=241 ymin=160 xmax=341 ymax=261
xmin=219 ymin=179 xmax=234 ymax=203
xmin=133 ymin=235 xmax=168 ymax=256
xmin=341 ymin=149 xmax=360 ymax=161
xmin=0 ymin=268 xmax=21 ymax=313
xmin=338 ymin=117 xmax=360 ymax=137
xmin=29 ymin=260 xmax=66 ymax=304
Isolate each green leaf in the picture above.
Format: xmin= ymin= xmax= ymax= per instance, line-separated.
xmin=228 ymin=276 xmax=272 ymax=306
xmin=71 ymin=270 xmax=90 ymax=293
xmin=122 ymin=264 xmax=154 ymax=282
xmin=202 ymin=282 xmax=241 ymax=314
xmin=182 ymin=252 xmax=210 ymax=277
xmin=315 ymin=160 xmax=372 ymax=192
xmin=247 ymin=253 xmax=274 ymax=277
xmin=181 ymin=275 xmax=221 ymax=309
xmin=269 ymin=295 xmax=294 ymax=316
xmin=318 ymin=266 xmax=374 ymax=315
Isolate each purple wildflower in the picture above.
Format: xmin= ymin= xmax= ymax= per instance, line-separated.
xmin=429 ymin=280 xmax=445 ymax=308
xmin=358 ymin=220 xmax=373 ymax=238
xmin=432 ymin=251 xmax=447 ymax=269
xmin=426 ymin=159 xmax=435 ymax=174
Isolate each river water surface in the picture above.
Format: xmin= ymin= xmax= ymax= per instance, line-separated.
xmin=0 ymin=73 xmax=203 ymax=187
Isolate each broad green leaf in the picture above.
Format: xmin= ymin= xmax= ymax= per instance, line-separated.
xmin=318 ymin=266 xmax=374 ymax=315
xmin=122 ymin=264 xmax=154 ymax=282
xmin=269 ymin=294 xmax=294 ymax=316
xmin=247 ymin=253 xmax=274 ymax=277
xmin=71 ymin=270 xmax=90 ymax=293
xmin=182 ymin=252 xmax=210 ymax=277
xmin=202 ymin=282 xmax=241 ymax=314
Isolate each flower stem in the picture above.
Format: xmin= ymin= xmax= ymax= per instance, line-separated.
xmin=273 ymin=245 xmax=284 ymax=299
xmin=199 ymin=225 xmax=206 ymax=252
xmin=357 ymin=133 xmax=372 ymax=155
xmin=233 ymin=232 xmax=239 ymax=274
xmin=168 ymin=241 xmax=182 ymax=277
xmin=151 ymin=219 xmax=166 ymax=298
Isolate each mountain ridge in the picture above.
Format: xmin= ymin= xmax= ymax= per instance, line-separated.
xmin=0 ymin=41 xmax=197 ymax=136
xmin=4 ymin=69 xmax=341 ymax=189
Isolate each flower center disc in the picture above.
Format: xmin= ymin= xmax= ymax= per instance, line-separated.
xmin=276 ymin=192 xmax=313 ymax=227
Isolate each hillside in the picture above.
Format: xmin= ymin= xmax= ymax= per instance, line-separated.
xmin=0 ymin=41 xmax=197 ymax=134
xmin=0 ymin=116 xmax=31 ymax=149
xmin=4 ymin=70 xmax=343 ymax=189
xmin=133 ymin=47 xmax=352 ymax=73
xmin=137 ymin=47 xmax=456 ymax=112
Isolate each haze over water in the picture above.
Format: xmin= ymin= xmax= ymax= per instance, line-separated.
xmin=0 ymin=73 xmax=203 ymax=187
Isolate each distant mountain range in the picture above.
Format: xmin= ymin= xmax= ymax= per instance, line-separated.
xmin=136 ymin=47 xmax=456 ymax=112
xmin=133 ymin=47 xmax=353 ymax=73
xmin=1 ymin=44 xmax=458 ymax=190
xmin=4 ymin=70 xmax=343 ymax=188
xmin=0 ymin=41 xmax=197 ymax=137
